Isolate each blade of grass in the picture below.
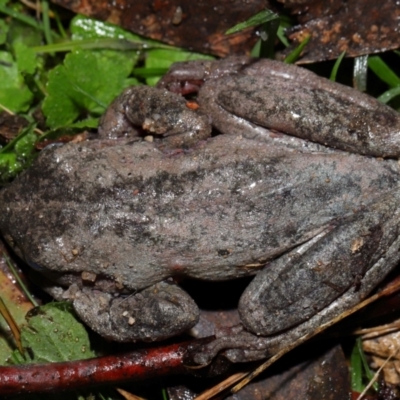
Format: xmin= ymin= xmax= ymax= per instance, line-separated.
xmin=225 ymin=9 xmax=279 ymax=34
xmin=132 ymin=67 xmax=169 ymax=78
xmin=284 ymin=36 xmax=310 ymax=64
xmin=41 ymin=0 xmax=52 ymax=45
xmin=378 ymin=86 xmax=400 ymax=104
xmin=225 ymin=8 xmax=280 ymax=59
xmin=4 ymin=255 xmax=38 ymax=308
xmin=330 ymin=51 xmax=346 ymax=81
xmin=0 ymin=4 xmax=42 ymax=30
xmin=68 ymin=81 xmax=108 ymax=110
xmin=31 ymin=38 xmax=174 ymax=53
xmin=0 ymin=297 xmax=22 ymax=353
xmin=357 ymin=337 xmax=378 ymax=391
xmin=258 ymin=17 xmax=279 ymax=59
xmin=351 ymin=339 xmax=363 ymax=393
xmin=368 ymin=56 xmax=400 ymax=88
xmin=53 ymin=9 xmax=67 ymax=39
xmin=277 ymin=21 xmax=290 ymax=47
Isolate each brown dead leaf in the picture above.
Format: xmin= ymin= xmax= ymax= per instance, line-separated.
xmin=0 ymin=241 xmax=36 ymax=361
xmin=363 ymin=324 xmax=400 ymax=385
xmin=50 ymin=0 xmax=271 ymax=57
xmin=281 ymin=0 xmax=400 ymax=63
xmin=0 ymin=112 xmax=29 ymax=144
xmin=51 ymin=0 xmax=400 ymax=62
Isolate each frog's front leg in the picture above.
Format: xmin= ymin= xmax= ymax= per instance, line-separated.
xmin=59 ymin=281 xmax=199 ymax=342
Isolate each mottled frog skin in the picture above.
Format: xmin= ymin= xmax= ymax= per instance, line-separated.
xmin=1 ymin=57 xmax=400 ymax=363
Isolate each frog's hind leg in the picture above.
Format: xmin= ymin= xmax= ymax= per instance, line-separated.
xmin=214 ymin=62 xmax=400 ymax=157
xmin=72 ymin=281 xmax=199 ymax=342
xmin=239 ymin=191 xmax=400 ymax=337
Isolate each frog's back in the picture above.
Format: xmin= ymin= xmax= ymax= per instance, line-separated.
xmin=0 ymin=135 xmax=398 ymax=290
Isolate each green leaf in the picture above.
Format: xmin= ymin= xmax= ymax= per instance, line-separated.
xmin=11 ymin=302 xmax=95 ymax=364
xmin=0 ymin=19 xmax=8 ymax=45
xmin=71 ymin=14 xmax=149 ymax=42
xmin=69 ymin=14 xmax=167 ymax=54
xmin=42 ymin=64 xmax=80 ymax=127
xmin=13 ymin=41 xmax=37 ymax=74
xmin=0 ymin=123 xmax=37 ymax=182
xmin=7 ymin=18 xmax=43 ymax=47
xmin=0 ymin=87 xmax=32 ymax=112
xmin=0 ymin=51 xmax=33 ymax=112
xmin=42 ymin=49 xmax=135 ymax=128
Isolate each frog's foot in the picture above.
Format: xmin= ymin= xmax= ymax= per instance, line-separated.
xmin=71 ymin=281 xmax=200 ymax=342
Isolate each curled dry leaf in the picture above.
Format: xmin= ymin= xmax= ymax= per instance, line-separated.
xmin=0 ymin=112 xmax=29 ymax=144
xmin=363 ymin=324 xmax=400 ymax=385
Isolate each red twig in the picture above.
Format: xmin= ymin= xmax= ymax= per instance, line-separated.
xmin=0 ymin=340 xmax=200 ymax=395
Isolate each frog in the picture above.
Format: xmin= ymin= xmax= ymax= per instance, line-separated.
xmin=1 ymin=56 xmax=400 ymax=364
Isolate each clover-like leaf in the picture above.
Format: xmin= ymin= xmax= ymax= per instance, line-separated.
xmin=11 ymin=302 xmax=94 ymax=364
xmin=0 ymin=51 xmax=33 ymax=112
xmin=42 ymin=49 xmax=136 ymax=128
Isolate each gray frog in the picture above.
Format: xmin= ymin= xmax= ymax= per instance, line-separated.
xmin=1 ymin=57 xmax=400 ymax=364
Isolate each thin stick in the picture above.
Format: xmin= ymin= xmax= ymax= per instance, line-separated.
xmin=232 ymin=280 xmax=400 ymax=393
xmin=195 ymin=279 xmax=400 ymax=399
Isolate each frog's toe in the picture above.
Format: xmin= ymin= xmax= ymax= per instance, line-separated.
xmin=72 ymin=281 xmax=199 ymax=341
